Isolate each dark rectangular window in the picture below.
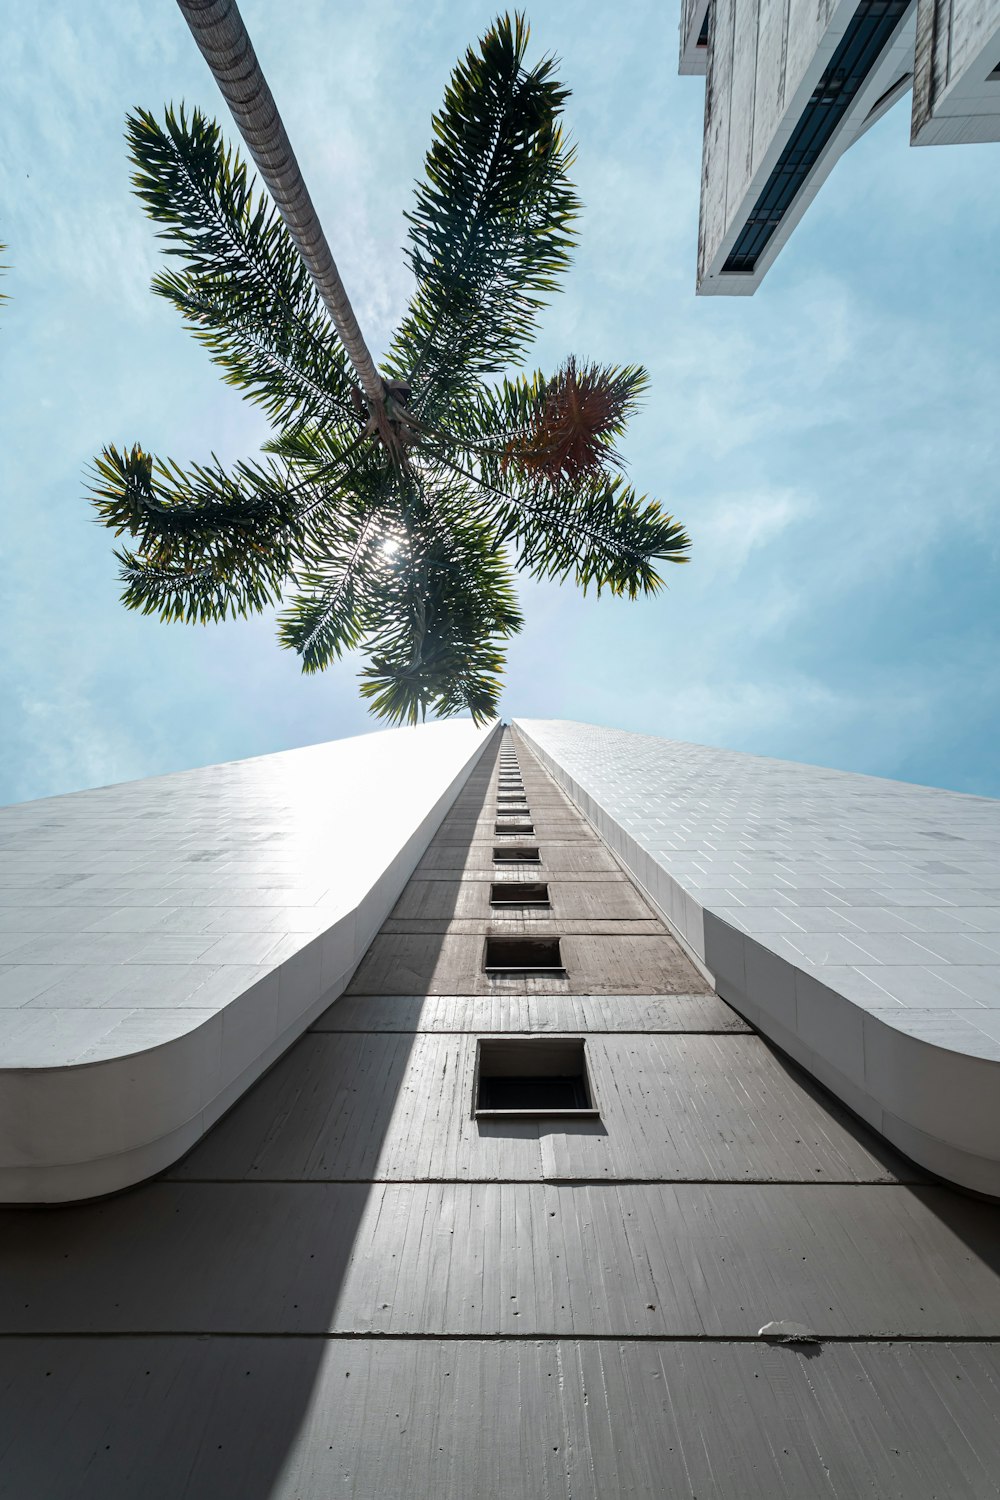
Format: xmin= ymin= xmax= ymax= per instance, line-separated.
xmin=493 ymin=845 xmax=541 ymax=863
xmin=475 ymin=1038 xmax=595 ymax=1117
xmin=495 ymin=822 xmax=535 ymax=837
xmin=484 ymin=936 xmax=562 ymax=972
xmin=490 ymin=881 xmax=550 ymax=907
xmin=723 ymin=0 xmax=909 ymax=274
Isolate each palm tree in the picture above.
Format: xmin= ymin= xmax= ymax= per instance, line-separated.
xmin=90 ymin=6 xmax=690 ymax=724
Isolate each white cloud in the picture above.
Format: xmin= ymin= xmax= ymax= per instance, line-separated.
xmin=695 ymin=489 xmax=815 ymax=577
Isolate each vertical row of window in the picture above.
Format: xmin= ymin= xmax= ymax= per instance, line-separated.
xmin=476 ymin=741 xmax=594 ymax=1118
xmin=489 ymin=743 xmax=560 ymax=968
xmin=496 ymin=745 xmax=532 ymax=837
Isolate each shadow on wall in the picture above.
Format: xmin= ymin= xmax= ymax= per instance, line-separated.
xmin=476 ymin=1118 xmax=609 ymax=1144
xmin=0 ymin=738 xmax=503 ymax=1500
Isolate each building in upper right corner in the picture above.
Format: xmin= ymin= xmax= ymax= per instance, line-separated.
xmin=680 ymin=0 xmax=1000 ymax=295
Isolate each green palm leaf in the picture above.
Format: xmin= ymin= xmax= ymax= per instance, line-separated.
xmin=386 ymin=13 xmax=579 ymax=418
xmin=127 ymin=107 xmax=358 ymax=430
xmin=358 ymin=501 xmax=523 ymax=725
xmin=91 ymin=443 xmax=301 ymax=623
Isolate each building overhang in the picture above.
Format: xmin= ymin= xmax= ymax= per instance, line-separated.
xmin=692 ymin=0 xmax=917 ymax=295
xmin=911 ymin=0 xmax=1000 ymax=144
xmin=680 ymin=0 xmax=999 ymax=293
xmin=678 ymin=0 xmax=711 ymax=74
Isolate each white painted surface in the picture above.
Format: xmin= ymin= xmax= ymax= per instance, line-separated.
xmin=516 ymin=719 xmax=1000 ymax=1195
xmin=0 ymin=720 xmax=496 ymax=1201
xmin=912 ymin=0 xmax=1000 ymax=144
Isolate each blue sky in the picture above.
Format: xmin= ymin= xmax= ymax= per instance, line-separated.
xmin=1 ymin=0 xmax=998 ymax=805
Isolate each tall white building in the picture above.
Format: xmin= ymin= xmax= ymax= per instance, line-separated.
xmin=681 ymin=0 xmax=1000 ymax=293
xmin=1 ymin=720 xmax=1000 ymax=1495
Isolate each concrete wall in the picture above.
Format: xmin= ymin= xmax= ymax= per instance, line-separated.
xmin=912 ymin=0 xmax=1000 ymax=142
xmin=4 ymin=727 xmax=1000 ymax=1496
xmin=683 ymin=0 xmax=999 ymax=292
xmin=688 ymin=0 xmax=918 ymax=293
xmin=679 ymin=0 xmax=711 ymax=73
xmin=699 ymin=0 xmax=854 ymax=289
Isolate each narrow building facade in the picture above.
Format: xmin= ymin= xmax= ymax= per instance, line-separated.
xmin=1 ymin=723 xmax=1000 ymax=1495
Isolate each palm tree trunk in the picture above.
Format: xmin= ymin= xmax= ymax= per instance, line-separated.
xmin=176 ymin=0 xmax=386 ymax=415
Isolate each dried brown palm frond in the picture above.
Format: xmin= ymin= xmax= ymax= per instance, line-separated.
xmin=503 ymin=358 xmax=647 ymax=488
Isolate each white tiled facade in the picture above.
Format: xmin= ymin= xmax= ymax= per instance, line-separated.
xmin=516 ymin=719 xmax=1000 ymax=1193
xmin=5 ymin=713 xmax=998 ymax=1201
xmin=0 ymin=720 xmax=496 ymax=1201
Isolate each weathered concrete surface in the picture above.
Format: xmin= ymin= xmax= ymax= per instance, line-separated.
xmin=312 ymin=992 xmax=752 ymax=1032
xmin=913 ymin=0 xmax=1000 ymax=143
xmin=347 ymin=930 xmax=708 ymax=994
xmin=688 ymin=0 xmax=918 ymax=293
xmin=5 ymin=1339 xmax=1000 ymax=1500
xmin=163 ymin=1031 xmax=910 ymax=1183
xmin=679 ymin=0 xmax=711 ymax=72
xmin=388 ymin=878 xmax=654 ymax=921
xmin=5 ymin=1181 xmax=999 ymax=1335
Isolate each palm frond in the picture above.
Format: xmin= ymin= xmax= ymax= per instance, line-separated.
xmin=440 ymin=361 xmax=648 ymax=483
xmin=500 ymin=358 xmax=648 ymax=487
xmin=114 ymin=547 xmax=281 ymax=624
xmin=386 ymin=13 xmax=579 ymax=417
xmin=153 ymin=269 xmax=358 ymax=431
xmin=427 ymin=447 xmax=689 ymax=597
xmin=277 ymin=510 xmax=386 ymax=670
xmin=262 ymin=423 xmax=370 ymax=484
xmin=91 ymin=442 xmax=296 ymax=531
xmin=357 ymin=485 xmax=521 ymax=724
xmin=127 ymin=107 xmax=358 ymax=428
xmin=496 ymin=475 xmax=689 ymax=596
xmin=90 ymin=443 xmax=300 ymax=623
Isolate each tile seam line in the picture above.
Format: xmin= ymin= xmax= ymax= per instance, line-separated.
xmin=304 ymin=1029 xmax=751 ymax=1036
xmin=2 ymin=1331 xmax=998 ymax=1345
xmin=160 ymin=1176 xmax=923 ymax=1187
